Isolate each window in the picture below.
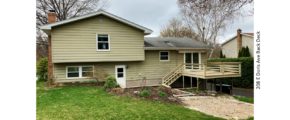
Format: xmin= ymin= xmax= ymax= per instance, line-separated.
xmin=82 ymin=66 xmax=93 ymax=77
xmin=97 ymin=34 xmax=110 ymax=50
xmin=67 ymin=66 xmax=93 ymax=78
xmin=67 ymin=66 xmax=79 ymax=78
xmin=117 ymin=68 xmax=124 ymax=78
xmin=160 ymin=51 xmax=169 ymax=61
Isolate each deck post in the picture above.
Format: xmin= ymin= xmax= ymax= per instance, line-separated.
xmin=213 ymin=79 xmax=217 ymax=92
xmin=182 ymin=76 xmax=185 ymax=88
xmin=197 ymin=78 xmax=199 ymax=91
xmin=205 ymin=79 xmax=207 ymax=91
xmin=190 ymin=77 xmax=192 ymax=88
xmin=231 ymin=79 xmax=234 ymax=95
xmin=219 ymin=80 xmax=222 ymax=93
xmin=210 ymin=79 xmax=213 ymax=91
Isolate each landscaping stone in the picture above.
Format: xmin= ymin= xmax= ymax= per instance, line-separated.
xmin=179 ymin=95 xmax=253 ymax=120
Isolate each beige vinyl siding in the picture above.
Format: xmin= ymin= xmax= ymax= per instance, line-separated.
xmin=222 ymin=35 xmax=253 ymax=58
xmin=241 ymin=36 xmax=254 ymax=57
xmin=51 ymin=15 xmax=145 ymax=63
xmin=222 ymin=37 xmax=238 ymax=58
xmin=53 ymin=50 xmax=208 ymax=87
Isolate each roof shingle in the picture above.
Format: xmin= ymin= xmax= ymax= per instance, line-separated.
xmin=144 ymin=37 xmax=210 ymax=49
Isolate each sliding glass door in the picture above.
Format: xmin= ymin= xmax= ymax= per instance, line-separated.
xmin=184 ymin=53 xmax=200 ymax=69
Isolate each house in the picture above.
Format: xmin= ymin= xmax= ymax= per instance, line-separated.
xmin=221 ymin=29 xmax=254 ymax=58
xmin=40 ymin=10 xmax=242 ymax=88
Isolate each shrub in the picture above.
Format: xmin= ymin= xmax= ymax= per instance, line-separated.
xmin=158 ymin=91 xmax=167 ymax=97
xmin=208 ymin=57 xmax=254 ymax=88
xmin=219 ymin=50 xmax=226 ymax=58
xmin=238 ymin=46 xmax=251 ymax=57
xmin=103 ymin=76 xmax=118 ymax=90
xmin=36 ymin=57 xmax=48 ymax=81
xmin=139 ymin=89 xmax=151 ymax=97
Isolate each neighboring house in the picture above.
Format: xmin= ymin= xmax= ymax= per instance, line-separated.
xmin=40 ymin=10 xmax=241 ymax=88
xmin=222 ymin=29 xmax=254 ymax=58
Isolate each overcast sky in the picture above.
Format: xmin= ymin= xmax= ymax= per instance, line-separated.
xmin=107 ymin=0 xmax=253 ymax=44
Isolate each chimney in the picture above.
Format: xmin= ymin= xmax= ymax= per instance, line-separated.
xmin=237 ymin=29 xmax=242 ymax=51
xmin=47 ymin=10 xmax=56 ymax=85
xmin=48 ymin=10 xmax=56 ymax=23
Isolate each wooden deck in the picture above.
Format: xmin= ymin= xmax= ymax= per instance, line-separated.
xmin=162 ymin=62 xmax=241 ymax=86
xmin=182 ymin=62 xmax=241 ymax=79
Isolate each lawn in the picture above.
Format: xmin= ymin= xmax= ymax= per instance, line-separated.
xmin=233 ymin=95 xmax=254 ymax=104
xmin=37 ymin=82 xmax=223 ymax=120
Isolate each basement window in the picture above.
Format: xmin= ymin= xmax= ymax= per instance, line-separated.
xmin=82 ymin=66 xmax=93 ymax=77
xmin=67 ymin=66 xmax=79 ymax=78
xmin=160 ymin=51 xmax=169 ymax=61
xmin=67 ymin=66 xmax=93 ymax=78
xmin=96 ymin=34 xmax=110 ymax=51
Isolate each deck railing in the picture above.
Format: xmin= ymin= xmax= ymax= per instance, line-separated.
xmin=184 ymin=62 xmax=241 ymax=78
xmin=162 ymin=62 xmax=241 ymax=86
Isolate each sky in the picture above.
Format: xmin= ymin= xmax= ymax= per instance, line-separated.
xmin=106 ymin=0 xmax=253 ymax=44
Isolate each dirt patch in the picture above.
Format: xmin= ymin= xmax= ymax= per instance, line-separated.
xmin=179 ymin=95 xmax=253 ymax=120
xmin=109 ymin=86 xmax=181 ymax=104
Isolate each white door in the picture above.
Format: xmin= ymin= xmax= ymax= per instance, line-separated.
xmin=115 ymin=65 xmax=126 ymax=88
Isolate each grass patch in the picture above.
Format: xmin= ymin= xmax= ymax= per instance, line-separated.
xmin=234 ymin=96 xmax=254 ymax=104
xmin=37 ymin=82 xmax=223 ymax=120
xmin=247 ymin=116 xmax=254 ymax=120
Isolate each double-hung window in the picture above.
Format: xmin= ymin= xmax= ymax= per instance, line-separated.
xmin=160 ymin=51 xmax=169 ymax=61
xmin=67 ymin=66 xmax=93 ymax=78
xmin=82 ymin=66 xmax=93 ymax=77
xmin=67 ymin=66 xmax=79 ymax=78
xmin=97 ymin=34 xmax=110 ymax=51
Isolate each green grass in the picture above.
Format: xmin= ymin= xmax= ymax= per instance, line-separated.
xmin=37 ymin=82 xmax=223 ymax=120
xmin=233 ymin=96 xmax=254 ymax=104
xmin=247 ymin=116 xmax=254 ymax=120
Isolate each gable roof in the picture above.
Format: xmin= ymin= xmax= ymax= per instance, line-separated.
xmin=40 ymin=10 xmax=153 ymax=35
xmin=221 ymin=33 xmax=254 ymax=46
xmin=144 ymin=37 xmax=210 ymax=50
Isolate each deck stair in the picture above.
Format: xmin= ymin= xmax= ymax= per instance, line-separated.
xmin=161 ymin=64 xmax=184 ymax=87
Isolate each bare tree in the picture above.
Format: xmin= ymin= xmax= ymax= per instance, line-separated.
xmin=37 ymin=0 xmax=108 ymax=26
xmin=36 ymin=0 xmax=108 ymax=59
xmin=160 ymin=18 xmax=198 ymax=39
xmin=178 ymin=0 xmax=252 ymax=45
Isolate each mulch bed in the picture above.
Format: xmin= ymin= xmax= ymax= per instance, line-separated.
xmin=109 ymin=86 xmax=182 ymax=104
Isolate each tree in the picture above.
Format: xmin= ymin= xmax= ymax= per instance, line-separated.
xmin=220 ymin=50 xmax=226 ymax=58
xmin=177 ymin=0 xmax=252 ymax=45
xmin=36 ymin=0 xmax=108 ymax=26
xmin=160 ymin=18 xmax=198 ymax=39
xmin=36 ymin=0 xmax=108 ymax=59
xmin=238 ymin=46 xmax=251 ymax=57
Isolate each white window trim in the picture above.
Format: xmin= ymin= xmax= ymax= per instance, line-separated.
xmin=96 ymin=34 xmax=111 ymax=51
xmin=66 ymin=65 xmax=94 ymax=79
xmin=159 ymin=51 xmax=170 ymax=61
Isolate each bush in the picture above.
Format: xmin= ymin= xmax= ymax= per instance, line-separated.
xmin=208 ymin=57 xmax=254 ymax=88
xmin=139 ymin=89 xmax=151 ymax=97
xmin=103 ymin=76 xmax=118 ymax=90
xmin=219 ymin=50 xmax=226 ymax=58
xmin=238 ymin=46 xmax=251 ymax=57
xmin=36 ymin=57 xmax=48 ymax=81
xmin=158 ymin=91 xmax=167 ymax=97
